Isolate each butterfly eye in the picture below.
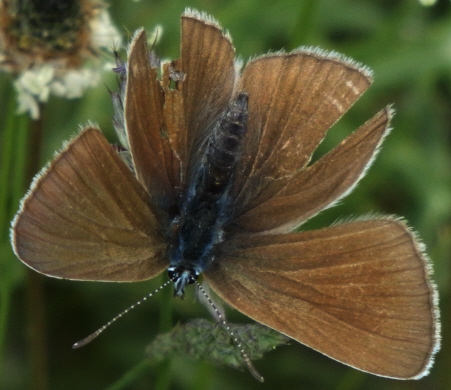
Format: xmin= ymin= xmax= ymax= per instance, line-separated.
xmin=190 ymin=270 xmax=200 ymax=283
xmin=167 ymin=266 xmax=178 ymax=281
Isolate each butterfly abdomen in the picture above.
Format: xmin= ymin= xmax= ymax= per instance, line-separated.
xmin=169 ymin=93 xmax=249 ymax=273
xmin=204 ymin=92 xmax=249 ymax=194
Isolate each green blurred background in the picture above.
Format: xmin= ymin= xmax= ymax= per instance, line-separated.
xmin=1 ymin=0 xmax=450 ymax=389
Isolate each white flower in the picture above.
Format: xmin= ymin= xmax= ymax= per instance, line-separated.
xmin=14 ymin=66 xmax=54 ymax=119
xmin=91 ymin=9 xmax=123 ymax=49
xmin=51 ymin=68 xmax=101 ymax=99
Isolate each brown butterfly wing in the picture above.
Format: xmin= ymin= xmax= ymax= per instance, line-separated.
xmin=232 ymin=51 xmax=372 ymax=217
xmin=11 ymin=127 xmax=167 ymax=281
xmin=125 ymin=31 xmax=177 ymax=210
xmin=205 ymin=219 xmax=439 ymax=379
xmin=231 ymin=107 xmax=392 ymax=234
xmin=174 ymin=11 xmax=237 ymax=180
xmin=124 ymin=12 xmax=237 ymax=208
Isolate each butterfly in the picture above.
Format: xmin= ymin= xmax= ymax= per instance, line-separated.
xmin=11 ymin=9 xmax=440 ymax=380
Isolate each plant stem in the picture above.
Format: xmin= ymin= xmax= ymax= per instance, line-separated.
xmin=154 ymin=275 xmax=173 ymax=390
xmin=0 ymin=90 xmax=29 ymax=385
xmin=106 ymin=360 xmax=152 ymax=390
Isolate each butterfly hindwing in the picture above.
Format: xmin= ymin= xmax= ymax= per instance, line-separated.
xmin=205 ymin=218 xmax=439 ymax=379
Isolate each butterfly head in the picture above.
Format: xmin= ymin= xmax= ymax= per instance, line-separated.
xmin=167 ymin=265 xmax=199 ymax=298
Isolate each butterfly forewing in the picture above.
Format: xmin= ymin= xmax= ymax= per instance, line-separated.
xmin=231 ymin=108 xmax=391 ymax=234
xmin=205 ymin=218 xmax=439 ymax=379
xmin=12 ymin=127 xmax=167 ymax=281
xmin=175 ymin=11 xmax=236 ymax=179
xmin=125 ymin=31 xmax=176 ymax=210
xmin=232 ymin=52 xmax=372 ymax=216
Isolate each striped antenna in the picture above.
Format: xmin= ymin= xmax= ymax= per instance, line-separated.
xmin=73 ymin=280 xmax=172 ymax=348
xmin=196 ymin=282 xmax=264 ymax=382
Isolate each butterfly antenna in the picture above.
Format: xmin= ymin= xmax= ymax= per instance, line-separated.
xmin=196 ymin=282 xmax=264 ymax=382
xmin=73 ymin=280 xmax=172 ymax=348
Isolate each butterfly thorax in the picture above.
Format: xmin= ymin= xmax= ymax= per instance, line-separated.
xmin=168 ymin=92 xmax=249 ymax=297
